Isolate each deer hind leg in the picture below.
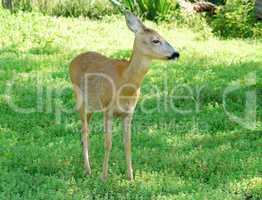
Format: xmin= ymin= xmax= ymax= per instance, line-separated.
xmin=102 ymin=112 xmax=113 ymax=181
xmin=73 ymin=84 xmax=93 ymax=175
xmin=80 ymin=109 xmax=92 ymax=176
xmin=123 ymin=115 xmax=134 ymax=181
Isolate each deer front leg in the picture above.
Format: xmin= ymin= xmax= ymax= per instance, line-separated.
xmin=123 ymin=115 xmax=134 ymax=181
xmin=102 ymin=112 xmax=113 ymax=181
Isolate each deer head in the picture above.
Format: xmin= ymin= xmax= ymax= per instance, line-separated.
xmin=125 ymin=11 xmax=180 ymax=61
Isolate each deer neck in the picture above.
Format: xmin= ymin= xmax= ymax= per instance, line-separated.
xmin=123 ymin=49 xmax=151 ymax=89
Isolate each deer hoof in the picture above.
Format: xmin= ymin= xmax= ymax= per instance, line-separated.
xmin=101 ymin=175 xmax=108 ymax=182
xmin=84 ymin=168 xmax=91 ymax=176
xmin=128 ymin=174 xmax=134 ymax=181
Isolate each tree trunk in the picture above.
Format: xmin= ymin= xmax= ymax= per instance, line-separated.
xmin=2 ymin=0 xmax=12 ymax=10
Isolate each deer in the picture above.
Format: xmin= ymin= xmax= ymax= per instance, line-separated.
xmin=69 ymin=11 xmax=179 ymax=181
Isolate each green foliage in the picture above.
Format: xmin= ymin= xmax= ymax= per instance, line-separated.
xmin=122 ymin=0 xmax=177 ymax=21
xmin=252 ymin=22 xmax=262 ymax=38
xmin=0 ymin=10 xmax=262 ymax=200
xmin=51 ymin=0 xmax=116 ymax=18
xmin=210 ymin=0 xmax=259 ymax=38
xmin=2 ymin=0 xmax=262 ymax=39
xmin=6 ymin=0 xmax=178 ymax=21
xmin=10 ymin=0 xmax=116 ymax=18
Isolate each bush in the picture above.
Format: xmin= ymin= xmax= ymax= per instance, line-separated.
xmin=252 ymin=22 xmax=262 ymax=38
xmin=9 ymin=0 xmax=117 ymax=18
xmin=122 ymin=0 xmax=177 ymax=21
xmin=51 ymin=0 xmax=116 ymax=18
xmin=210 ymin=0 xmax=257 ymax=38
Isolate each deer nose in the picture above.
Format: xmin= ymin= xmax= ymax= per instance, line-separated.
xmin=168 ymin=52 xmax=180 ymax=60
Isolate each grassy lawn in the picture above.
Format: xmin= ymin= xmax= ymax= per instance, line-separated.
xmin=0 ymin=10 xmax=262 ymax=200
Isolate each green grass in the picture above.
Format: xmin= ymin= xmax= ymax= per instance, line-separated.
xmin=0 ymin=9 xmax=262 ymax=200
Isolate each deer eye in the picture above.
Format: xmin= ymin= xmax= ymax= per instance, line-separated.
xmin=152 ymin=39 xmax=161 ymax=44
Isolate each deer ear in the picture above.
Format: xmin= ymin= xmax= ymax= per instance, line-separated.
xmin=125 ymin=11 xmax=145 ymax=33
